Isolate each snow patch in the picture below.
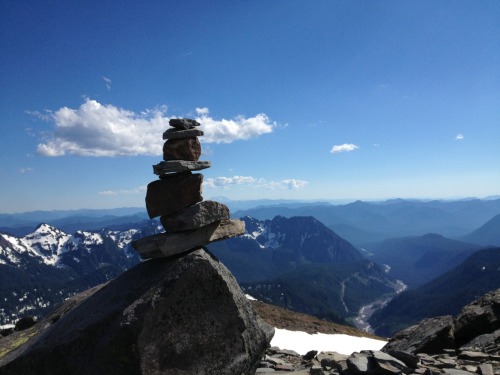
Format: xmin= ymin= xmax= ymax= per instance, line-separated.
xmin=271 ymin=328 xmax=387 ymax=356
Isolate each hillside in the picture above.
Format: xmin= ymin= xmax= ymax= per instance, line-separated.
xmin=250 ymin=299 xmax=382 ymax=339
xmin=209 ymin=215 xmax=398 ymax=325
xmin=369 ymin=247 xmax=500 ymax=337
xmin=364 ymin=233 xmax=482 ymax=287
xmin=242 ymin=260 xmax=398 ymax=324
xmin=460 ymin=213 xmax=500 ymax=246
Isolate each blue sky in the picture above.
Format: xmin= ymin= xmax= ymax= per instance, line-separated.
xmin=1 ymin=1 xmax=499 ymax=213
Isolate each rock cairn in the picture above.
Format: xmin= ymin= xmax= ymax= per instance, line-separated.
xmin=132 ymin=118 xmax=245 ymax=259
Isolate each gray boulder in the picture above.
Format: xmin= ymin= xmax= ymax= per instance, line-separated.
xmin=0 ymin=249 xmax=273 ymax=375
xmin=382 ymin=315 xmax=455 ymax=354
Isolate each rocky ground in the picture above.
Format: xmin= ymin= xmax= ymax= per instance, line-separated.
xmin=251 ymin=289 xmax=500 ymax=374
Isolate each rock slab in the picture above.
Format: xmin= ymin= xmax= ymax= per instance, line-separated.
xmin=0 ymin=249 xmax=273 ymax=375
xmin=132 ymin=219 xmax=245 ymax=259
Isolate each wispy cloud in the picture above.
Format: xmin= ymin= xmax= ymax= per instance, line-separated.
xmin=455 ymin=134 xmax=464 ymax=141
xmin=204 ymin=176 xmax=307 ymax=191
xmin=102 ymin=76 xmax=112 ymax=91
xmin=34 ymin=99 xmax=275 ymax=157
xmin=330 ymin=143 xmax=359 ymax=154
xmin=19 ymin=167 xmax=34 ymax=174
xmin=98 ymin=186 xmax=146 ymax=196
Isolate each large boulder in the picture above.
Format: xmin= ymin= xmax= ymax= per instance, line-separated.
xmin=382 ymin=315 xmax=455 ymax=355
xmin=0 ymin=249 xmax=273 ymax=375
xmin=454 ymin=289 xmax=500 ymax=346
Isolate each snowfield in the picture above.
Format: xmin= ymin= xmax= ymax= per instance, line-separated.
xmin=271 ymin=328 xmax=387 ymax=356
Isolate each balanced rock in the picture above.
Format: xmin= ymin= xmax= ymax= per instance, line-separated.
xmin=163 ymin=127 xmax=204 ymax=140
xmin=153 ymin=160 xmax=211 ymax=175
xmin=169 ymin=118 xmax=200 ymax=129
xmin=0 ymin=249 xmax=274 ymax=374
xmin=145 ymin=172 xmax=203 ymax=218
xmin=163 ymin=137 xmax=201 ymax=161
xmin=132 ymin=219 xmax=245 ymax=259
xmin=160 ymin=200 xmax=230 ymax=232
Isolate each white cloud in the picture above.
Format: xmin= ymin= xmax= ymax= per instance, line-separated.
xmin=204 ymin=176 xmax=307 ymax=191
xmin=35 ymin=99 xmax=274 ymax=157
xmin=19 ymin=167 xmax=34 ymax=174
xmin=330 ymin=143 xmax=359 ymax=154
xmin=196 ymin=108 xmax=275 ymax=144
xmin=455 ymin=134 xmax=464 ymax=141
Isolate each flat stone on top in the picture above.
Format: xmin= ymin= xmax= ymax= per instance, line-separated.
xmin=169 ymin=118 xmax=200 ymax=129
xmin=153 ymin=160 xmax=211 ymax=175
xmin=131 ymin=219 xmax=245 ymax=259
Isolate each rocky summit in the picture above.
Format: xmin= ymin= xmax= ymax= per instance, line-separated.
xmin=0 ymin=249 xmax=273 ymax=375
xmin=137 ymin=118 xmax=244 ymax=260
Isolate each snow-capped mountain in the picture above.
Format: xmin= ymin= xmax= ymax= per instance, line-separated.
xmin=0 ymin=221 xmax=162 ymax=325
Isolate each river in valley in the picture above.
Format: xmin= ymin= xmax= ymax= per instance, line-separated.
xmin=353 ymin=280 xmax=407 ymax=334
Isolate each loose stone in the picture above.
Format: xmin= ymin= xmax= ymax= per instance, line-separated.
xmin=153 ymin=160 xmax=211 ymax=175
xmin=162 ymin=127 xmax=204 ymax=140
xmin=160 ymin=200 xmax=230 ymax=232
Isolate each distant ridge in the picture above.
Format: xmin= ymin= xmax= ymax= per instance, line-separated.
xmin=460 ymin=213 xmax=500 ymax=246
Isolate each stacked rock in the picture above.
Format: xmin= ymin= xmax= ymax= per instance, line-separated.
xmin=132 ymin=118 xmax=245 ymax=259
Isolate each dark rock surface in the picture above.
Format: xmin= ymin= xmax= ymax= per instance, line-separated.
xmin=169 ymin=118 xmax=200 ymax=129
xmin=454 ymin=289 xmax=500 ymax=347
xmin=0 ymin=249 xmax=273 ymax=375
xmin=163 ymin=137 xmax=201 ymax=161
xmin=145 ymin=172 xmax=203 ymax=218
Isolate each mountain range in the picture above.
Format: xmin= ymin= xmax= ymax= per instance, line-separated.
xmin=234 ymin=198 xmax=500 ymax=243
xmin=0 ymin=221 xmax=161 ymax=325
xmin=1 ymin=197 xmax=500 ymax=337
